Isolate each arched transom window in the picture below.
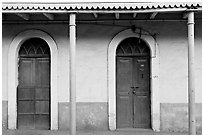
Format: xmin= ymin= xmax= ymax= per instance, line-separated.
xmin=116 ymin=37 xmax=150 ymax=56
xmin=19 ymin=38 xmax=50 ymax=57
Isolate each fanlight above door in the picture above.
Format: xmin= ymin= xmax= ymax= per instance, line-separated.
xmin=116 ymin=37 xmax=150 ymax=56
xmin=19 ymin=38 xmax=50 ymax=57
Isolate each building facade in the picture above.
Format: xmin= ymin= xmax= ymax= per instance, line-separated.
xmin=2 ymin=2 xmax=202 ymax=133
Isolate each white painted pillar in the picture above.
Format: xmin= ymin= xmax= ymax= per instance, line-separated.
xmin=69 ymin=13 xmax=76 ymax=135
xmin=187 ymin=12 xmax=196 ymax=135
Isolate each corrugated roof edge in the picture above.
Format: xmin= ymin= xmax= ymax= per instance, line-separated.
xmin=2 ymin=2 xmax=202 ymax=10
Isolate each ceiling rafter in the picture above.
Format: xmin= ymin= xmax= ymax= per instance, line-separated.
xmin=15 ymin=13 xmax=29 ymax=20
xmin=183 ymin=12 xmax=189 ymax=19
xmin=150 ymin=12 xmax=158 ymax=19
xmin=133 ymin=13 xmax=137 ymax=18
xmin=42 ymin=13 xmax=54 ymax=20
xmin=115 ymin=13 xmax=119 ymax=19
xmin=93 ymin=13 xmax=98 ymax=19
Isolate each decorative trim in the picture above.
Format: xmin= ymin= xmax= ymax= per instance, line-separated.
xmin=107 ymin=29 xmax=160 ymax=131
xmin=2 ymin=2 xmax=201 ymax=11
xmin=7 ymin=29 xmax=58 ymax=130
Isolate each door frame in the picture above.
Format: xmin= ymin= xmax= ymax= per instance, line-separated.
xmin=8 ymin=29 xmax=58 ymax=130
xmin=108 ymin=29 xmax=160 ymax=131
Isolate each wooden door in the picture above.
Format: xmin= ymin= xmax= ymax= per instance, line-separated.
xmin=116 ymin=37 xmax=151 ymax=129
xmin=17 ymin=38 xmax=50 ymax=129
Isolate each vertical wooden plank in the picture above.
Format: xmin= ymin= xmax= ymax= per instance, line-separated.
xmin=35 ymin=58 xmax=50 ymax=129
xmin=133 ymin=57 xmax=151 ymax=128
xmin=18 ymin=58 xmax=35 ymax=129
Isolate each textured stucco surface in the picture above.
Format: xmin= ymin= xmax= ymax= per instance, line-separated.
xmin=2 ymin=101 xmax=8 ymax=129
xmin=2 ymin=101 xmax=108 ymax=130
xmin=3 ymin=101 xmax=202 ymax=132
xmin=160 ymin=103 xmax=202 ymax=134
xmin=58 ymin=102 xmax=108 ymax=130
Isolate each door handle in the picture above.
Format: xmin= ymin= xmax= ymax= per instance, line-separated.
xmin=130 ymin=87 xmax=139 ymax=95
xmin=130 ymin=86 xmax=139 ymax=89
xmin=128 ymin=91 xmax=136 ymax=95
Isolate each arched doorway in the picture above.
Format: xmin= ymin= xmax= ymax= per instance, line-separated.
xmin=17 ymin=38 xmax=51 ymax=129
xmin=108 ymin=29 xmax=160 ymax=131
xmin=116 ymin=37 xmax=151 ymax=128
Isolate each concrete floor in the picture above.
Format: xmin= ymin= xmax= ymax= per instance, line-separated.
xmin=2 ymin=128 xmax=191 ymax=135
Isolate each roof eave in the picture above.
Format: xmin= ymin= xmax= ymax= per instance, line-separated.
xmin=2 ymin=7 xmax=202 ymax=14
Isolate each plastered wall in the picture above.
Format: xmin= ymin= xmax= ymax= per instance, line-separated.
xmin=2 ymin=21 xmax=202 ymax=103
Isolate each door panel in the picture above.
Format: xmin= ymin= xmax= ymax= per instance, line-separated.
xmin=18 ymin=115 xmax=35 ymax=129
xmin=35 ymin=115 xmax=50 ymax=129
xmin=18 ymin=101 xmax=35 ymax=114
xmin=35 ymin=101 xmax=49 ymax=114
xmin=36 ymin=58 xmax=50 ymax=87
xmin=19 ymin=59 xmax=34 ymax=86
xmin=18 ymin=58 xmax=50 ymax=129
xmin=134 ymin=58 xmax=150 ymax=92
xmin=35 ymin=88 xmax=49 ymax=100
xmin=18 ymin=58 xmax=35 ymax=129
xmin=18 ymin=88 xmax=35 ymax=100
xmin=35 ymin=58 xmax=50 ymax=129
xmin=133 ymin=57 xmax=150 ymax=128
xmin=116 ymin=57 xmax=133 ymax=128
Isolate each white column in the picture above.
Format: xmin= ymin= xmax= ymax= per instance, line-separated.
xmin=69 ymin=13 xmax=76 ymax=135
xmin=187 ymin=12 xmax=196 ymax=135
